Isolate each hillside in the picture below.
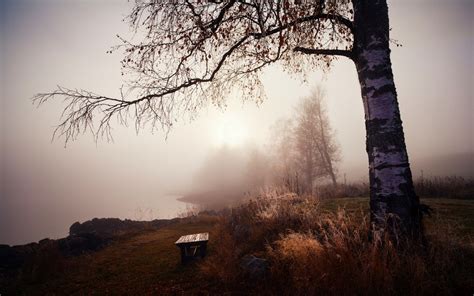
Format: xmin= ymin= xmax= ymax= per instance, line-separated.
xmin=2 ymin=197 xmax=473 ymax=295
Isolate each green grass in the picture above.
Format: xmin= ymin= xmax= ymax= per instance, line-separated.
xmin=5 ymin=198 xmax=473 ymax=295
xmin=8 ymin=217 xmax=220 ymax=295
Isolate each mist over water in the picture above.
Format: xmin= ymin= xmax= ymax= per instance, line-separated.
xmin=1 ymin=0 xmax=473 ymax=245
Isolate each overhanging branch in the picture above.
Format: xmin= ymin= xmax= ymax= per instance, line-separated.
xmin=293 ymin=46 xmax=354 ymax=60
xmin=36 ymin=1 xmax=357 ymax=144
xmin=252 ymin=13 xmax=353 ymax=39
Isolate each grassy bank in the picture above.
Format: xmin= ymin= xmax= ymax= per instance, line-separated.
xmin=3 ymin=197 xmax=473 ymax=295
xmin=321 ymin=197 xmax=474 ymax=238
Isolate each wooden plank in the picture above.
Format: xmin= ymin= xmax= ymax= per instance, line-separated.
xmin=175 ymin=232 xmax=209 ymax=245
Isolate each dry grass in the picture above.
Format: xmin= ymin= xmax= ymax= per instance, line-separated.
xmin=312 ymin=175 xmax=473 ymax=199
xmin=200 ymin=190 xmax=474 ymax=295
xmin=415 ymin=175 xmax=474 ymax=199
xmin=3 ymin=192 xmax=472 ymax=295
xmin=315 ymin=181 xmax=370 ymax=199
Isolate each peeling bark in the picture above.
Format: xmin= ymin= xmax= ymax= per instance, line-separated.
xmin=353 ymin=0 xmax=422 ymax=239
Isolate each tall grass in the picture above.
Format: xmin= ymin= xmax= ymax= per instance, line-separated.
xmin=312 ymin=175 xmax=473 ymax=199
xmin=315 ymin=181 xmax=370 ymax=198
xmin=415 ymin=175 xmax=474 ymax=199
xmin=200 ymin=189 xmax=474 ymax=295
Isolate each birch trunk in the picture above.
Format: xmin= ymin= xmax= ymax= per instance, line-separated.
xmin=353 ymin=0 xmax=422 ymax=238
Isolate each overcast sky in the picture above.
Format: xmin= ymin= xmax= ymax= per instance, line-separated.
xmin=1 ymin=0 xmax=473 ymax=245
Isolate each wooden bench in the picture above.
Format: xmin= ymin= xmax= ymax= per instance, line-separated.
xmin=175 ymin=232 xmax=209 ymax=264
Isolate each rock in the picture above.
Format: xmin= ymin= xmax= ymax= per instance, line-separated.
xmin=0 ymin=245 xmax=24 ymax=269
xmin=69 ymin=218 xmax=136 ymax=238
xmin=69 ymin=217 xmax=177 ymax=238
xmin=58 ymin=233 xmax=110 ymax=256
xmin=240 ymin=255 xmax=268 ymax=278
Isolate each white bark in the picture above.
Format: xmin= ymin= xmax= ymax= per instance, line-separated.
xmin=353 ymin=0 xmax=421 ymax=237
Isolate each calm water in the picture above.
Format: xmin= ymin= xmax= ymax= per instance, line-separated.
xmin=3 ymin=196 xmax=191 ymax=246
xmin=150 ymin=194 xmax=193 ymax=219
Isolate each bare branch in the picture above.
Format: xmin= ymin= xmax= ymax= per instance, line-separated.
xmin=293 ymin=47 xmax=354 ymax=60
xmin=35 ymin=0 xmax=355 ymax=143
xmin=252 ymin=13 xmax=353 ymax=39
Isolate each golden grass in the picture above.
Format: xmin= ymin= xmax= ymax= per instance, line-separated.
xmin=200 ymin=190 xmax=474 ymax=295
xmin=4 ymin=194 xmax=473 ymax=295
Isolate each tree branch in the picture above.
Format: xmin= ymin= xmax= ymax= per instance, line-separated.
xmin=133 ymin=35 xmax=250 ymax=104
xmin=252 ymin=13 xmax=353 ymax=39
xmin=293 ymin=47 xmax=354 ymax=60
xmin=36 ymin=1 xmax=355 ymax=143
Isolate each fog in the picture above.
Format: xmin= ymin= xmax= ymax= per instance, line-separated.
xmin=1 ymin=0 xmax=473 ymax=245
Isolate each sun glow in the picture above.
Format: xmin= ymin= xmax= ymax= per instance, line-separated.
xmin=214 ymin=119 xmax=248 ymax=147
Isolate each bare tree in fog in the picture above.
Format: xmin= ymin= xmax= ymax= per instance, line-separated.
xmin=268 ymin=119 xmax=301 ymax=194
xmin=269 ymin=88 xmax=339 ymax=194
xmin=34 ymin=1 xmax=422 ymax=237
xmin=294 ymin=87 xmax=339 ymax=188
xmin=244 ymin=147 xmax=269 ymax=191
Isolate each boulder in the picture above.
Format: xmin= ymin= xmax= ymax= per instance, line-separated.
xmin=240 ymin=255 xmax=268 ymax=278
xmin=58 ymin=233 xmax=110 ymax=256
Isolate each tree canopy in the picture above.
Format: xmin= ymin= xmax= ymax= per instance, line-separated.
xmin=34 ymin=0 xmax=353 ymax=142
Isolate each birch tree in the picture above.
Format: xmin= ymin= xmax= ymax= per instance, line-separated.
xmin=34 ymin=0 xmax=422 ymax=238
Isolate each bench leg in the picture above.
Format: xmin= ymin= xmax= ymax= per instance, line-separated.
xmin=179 ymin=246 xmax=187 ymax=264
xmin=178 ymin=242 xmax=208 ymax=264
xmin=199 ymin=243 xmax=207 ymax=258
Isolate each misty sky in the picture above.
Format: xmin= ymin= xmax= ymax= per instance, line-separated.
xmin=1 ymin=0 xmax=473 ymax=245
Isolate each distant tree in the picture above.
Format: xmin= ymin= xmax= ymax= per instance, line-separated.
xmin=294 ymin=110 xmax=318 ymax=194
xmin=35 ymin=1 xmax=422 ymax=238
xmin=294 ymin=87 xmax=339 ymax=189
xmin=268 ymin=87 xmax=339 ymax=194
xmin=268 ymin=118 xmax=301 ymax=194
xmin=244 ymin=147 xmax=270 ymax=191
